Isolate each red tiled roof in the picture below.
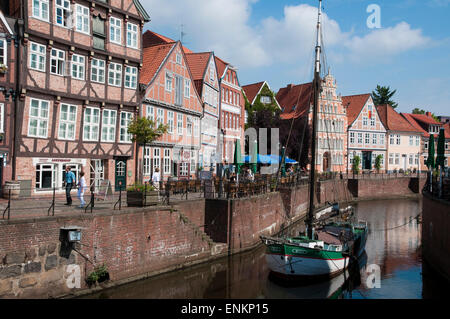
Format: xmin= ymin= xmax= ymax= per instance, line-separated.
xmin=140 ymin=42 xmax=176 ymax=85
xmin=242 ymin=81 xmax=265 ymax=104
xmin=401 ymin=113 xmax=429 ymax=137
xmin=185 ymin=52 xmax=211 ymax=81
xmin=143 ymin=30 xmax=193 ymax=53
xmin=409 ymin=113 xmax=442 ymax=126
xmin=341 ymin=93 xmax=371 ymax=126
xmin=376 ymin=104 xmax=422 ymax=133
xmin=276 ymin=82 xmax=313 ymax=120
xmin=214 ymin=56 xmax=229 ymax=78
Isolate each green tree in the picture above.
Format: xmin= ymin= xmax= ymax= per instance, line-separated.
xmin=372 ymin=85 xmax=398 ymax=108
xmin=128 ymin=117 xmax=168 ymax=182
xmin=374 ymin=155 xmax=383 ymax=173
xmin=352 ymin=156 xmax=361 ymax=175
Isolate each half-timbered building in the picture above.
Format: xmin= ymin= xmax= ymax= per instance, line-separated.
xmin=185 ymin=52 xmax=220 ymax=172
xmin=5 ymin=0 xmax=149 ymax=194
xmin=140 ymin=41 xmax=203 ymax=181
xmin=0 ymin=9 xmax=17 ymax=187
xmin=342 ymin=93 xmax=387 ymax=172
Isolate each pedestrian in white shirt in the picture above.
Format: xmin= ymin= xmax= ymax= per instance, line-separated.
xmin=152 ymin=168 xmax=161 ymax=190
xmin=77 ymin=171 xmax=87 ymax=208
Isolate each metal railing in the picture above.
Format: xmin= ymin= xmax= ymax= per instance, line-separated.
xmin=0 ymin=171 xmax=430 ymax=220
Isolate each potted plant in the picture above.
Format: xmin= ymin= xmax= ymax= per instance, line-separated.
xmin=86 ymin=264 xmax=110 ymax=287
xmin=126 ymin=182 xmax=159 ymax=207
xmin=0 ymin=64 xmax=8 ymax=74
xmin=374 ymin=155 xmax=382 ymax=173
xmin=352 ymin=156 xmax=361 ymax=175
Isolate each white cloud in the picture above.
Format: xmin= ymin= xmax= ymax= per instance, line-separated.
xmin=141 ymin=1 xmax=431 ymax=69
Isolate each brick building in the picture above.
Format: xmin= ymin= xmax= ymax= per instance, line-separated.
xmin=278 ymin=71 xmax=347 ymax=172
xmin=376 ymin=104 xmax=422 ymax=172
xmin=185 ymin=52 xmax=220 ymax=172
xmin=214 ymin=56 xmax=245 ymax=163
xmin=342 ymin=93 xmax=387 ymax=172
xmin=0 ymin=9 xmax=17 ymax=187
xmin=402 ymin=112 xmax=450 ymax=170
xmin=5 ymin=0 xmax=149 ymax=194
xmin=139 ymin=41 xmax=203 ymax=181
xmin=242 ymin=80 xmax=281 ymax=125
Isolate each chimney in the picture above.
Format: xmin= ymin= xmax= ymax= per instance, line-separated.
xmin=287 ymin=84 xmax=293 ymax=90
xmin=426 ymin=111 xmax=432 ymax=117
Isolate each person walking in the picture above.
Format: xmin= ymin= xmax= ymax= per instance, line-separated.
xmin=152 ymin=167 xmax=161 ymax=190
xmin=77 ymin=171 xmax=87 ymax=208
xmin=64 ymin=166 xmax=76 ymax=206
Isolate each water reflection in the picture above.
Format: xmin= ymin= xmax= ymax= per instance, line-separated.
xmin=83 ymin=198 xmax=444 ymax=299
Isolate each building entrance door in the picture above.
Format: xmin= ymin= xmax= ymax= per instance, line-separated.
xmin=115 ymin=159 xmax=127 ymax=191
xmin=362 ymin=151 xmax=372 ymax=170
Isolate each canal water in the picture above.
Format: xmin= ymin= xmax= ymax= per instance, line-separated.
xmin=83 ymin=198 xmax=448 ymax=299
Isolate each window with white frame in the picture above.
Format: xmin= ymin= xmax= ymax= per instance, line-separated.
xmin=120 ymin=112 xmax=133 ymax=143
xmin=33 ymin=0 xmax=49 ymax=21
xmin=389 ymin=153 xmax=394 ymax=165
xmin=30 ymin=42 xmax=46 ymax=72
xmin=101 ymin=109 xmax=117 ymax=142
xmin=372 ymin=133 xmax=377 ymax=145
xmin=153 ymin=148 xmax=160 ymax=172
xmin=210 ymin=67 xmax=215 ymax=81
xmin=75 ymin=4 xmax=89 ymax=34
xmin=357 ymin=133 xmax=362 ymax=144
xmin=58 ymin=104 xmax=77 ymax=140
xmin=165 ymin=72 xmax=172 ymax=92
xmin=190 ymin=150 xmax=196 ymax=173
xmin=380 ymin=134 xmax=385 ymax=146
xmin=409 ymin=154 xmax=414 ymax=165
xmin=415 ymin=154 xmax=419 ymax=165
xmin=396 ymin=135 xmax=401 ymax=145
xmin=194 ymin=117 xmax=199 ymax=137
xmin=143 ymin=147 xmax=151 ymax=175
xmin=91 ymin=59 xmax=105 ymax=83
xmin=83 ymin=107 xmax=100 ymax=141
xmin=390 ymin=134 xmax=395 ymax=145
xmin=28 ymin=99 xmax=49 ymax=138
xmin=55 ymin=0 xmax=71 ymax=27
xmin=409 ymin=136 xmax=414 ymax=146
xmin=350 ymin=132 xmax=355 ymax=144
xmin=108 ymin=62 xmax=122 ymax=87
xmin=50 ymin=48 xmax=65 ymax=76
xmin=176 ymin=53 xmax=182 ymax=64
xmin=146 ymin=105 xmax=154 ymax=122
xmin=167 ymin=111 xmax=174 ymax=134
xmin=184 ymin=79 xmax=190 ymax=98
xmin=363 ymin=117 xmax=368 ymax=126
xmin=126 ymin=23 xmax=138 ymax=49
xmin=0 ymin=39 xmax=6 ymax=65
xmin=177 ymin=113 xmax=183 ymax=135
xmin=416 ymin=136 xmax=420 ymax=146
xmin=365 ymin=133 xmax=370 ymax=144
xmin=125 ymin=66 xmax=137 ymax=89
xmin=370 ymin=117 xmax=375 ymax=126
xmin=110 ymin=17 xmax=122 ymax=44
xmin=36 ymin=164 xmax=56 ymax=189
xmin=71 ymin=54 xmax=85 ymax=80
xmin=187 ymin=117 xmax=192 ymax=136
xmin=164 ymin=149 xmax=171 ymax=175
xmin=156 ymin=108 xmax=164 ymax=127
xmin=0 ymin=103 xmax=4 ymax=133
xmin=395 ymin=153 xmax=400 ymax=165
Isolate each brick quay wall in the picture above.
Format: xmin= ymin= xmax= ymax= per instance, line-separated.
xmin=421 ymin=192 xmax=450 ymax=282
xmin=0 ymin=177 xmax=424 ymax=298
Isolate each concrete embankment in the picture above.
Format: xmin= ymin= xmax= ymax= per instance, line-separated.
xmin=422 ymin=191 xmax=450 ymax=283
xmin=0 ymin=176 xmax=424 ymax=298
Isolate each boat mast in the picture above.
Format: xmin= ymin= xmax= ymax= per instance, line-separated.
xmin=307 ymin=0 xmax=323 ymax=240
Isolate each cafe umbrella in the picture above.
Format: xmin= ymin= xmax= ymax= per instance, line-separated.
xmin=436 ymin=128 xmax=446 ymax=197
xmin=425 ymin=134 xmax=435 ymax=192
xmin=233 ymin=139 xmax=242 ymax=181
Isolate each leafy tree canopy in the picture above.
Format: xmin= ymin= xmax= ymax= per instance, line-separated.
xmin=127 ymin=116 xmax=168 ymax=145
xmin=372 ymin=85 xmax=398 ymax=109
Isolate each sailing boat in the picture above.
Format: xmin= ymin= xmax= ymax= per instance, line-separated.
xmin=260 ymin=0 xmax=368 ymax=281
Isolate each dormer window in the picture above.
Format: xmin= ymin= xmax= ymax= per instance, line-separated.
xmin=261 ymin=96 xmax=271 ymax=104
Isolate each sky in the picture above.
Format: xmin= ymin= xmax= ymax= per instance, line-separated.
xmin=140 ymin=0 xmax=450 ymax=116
